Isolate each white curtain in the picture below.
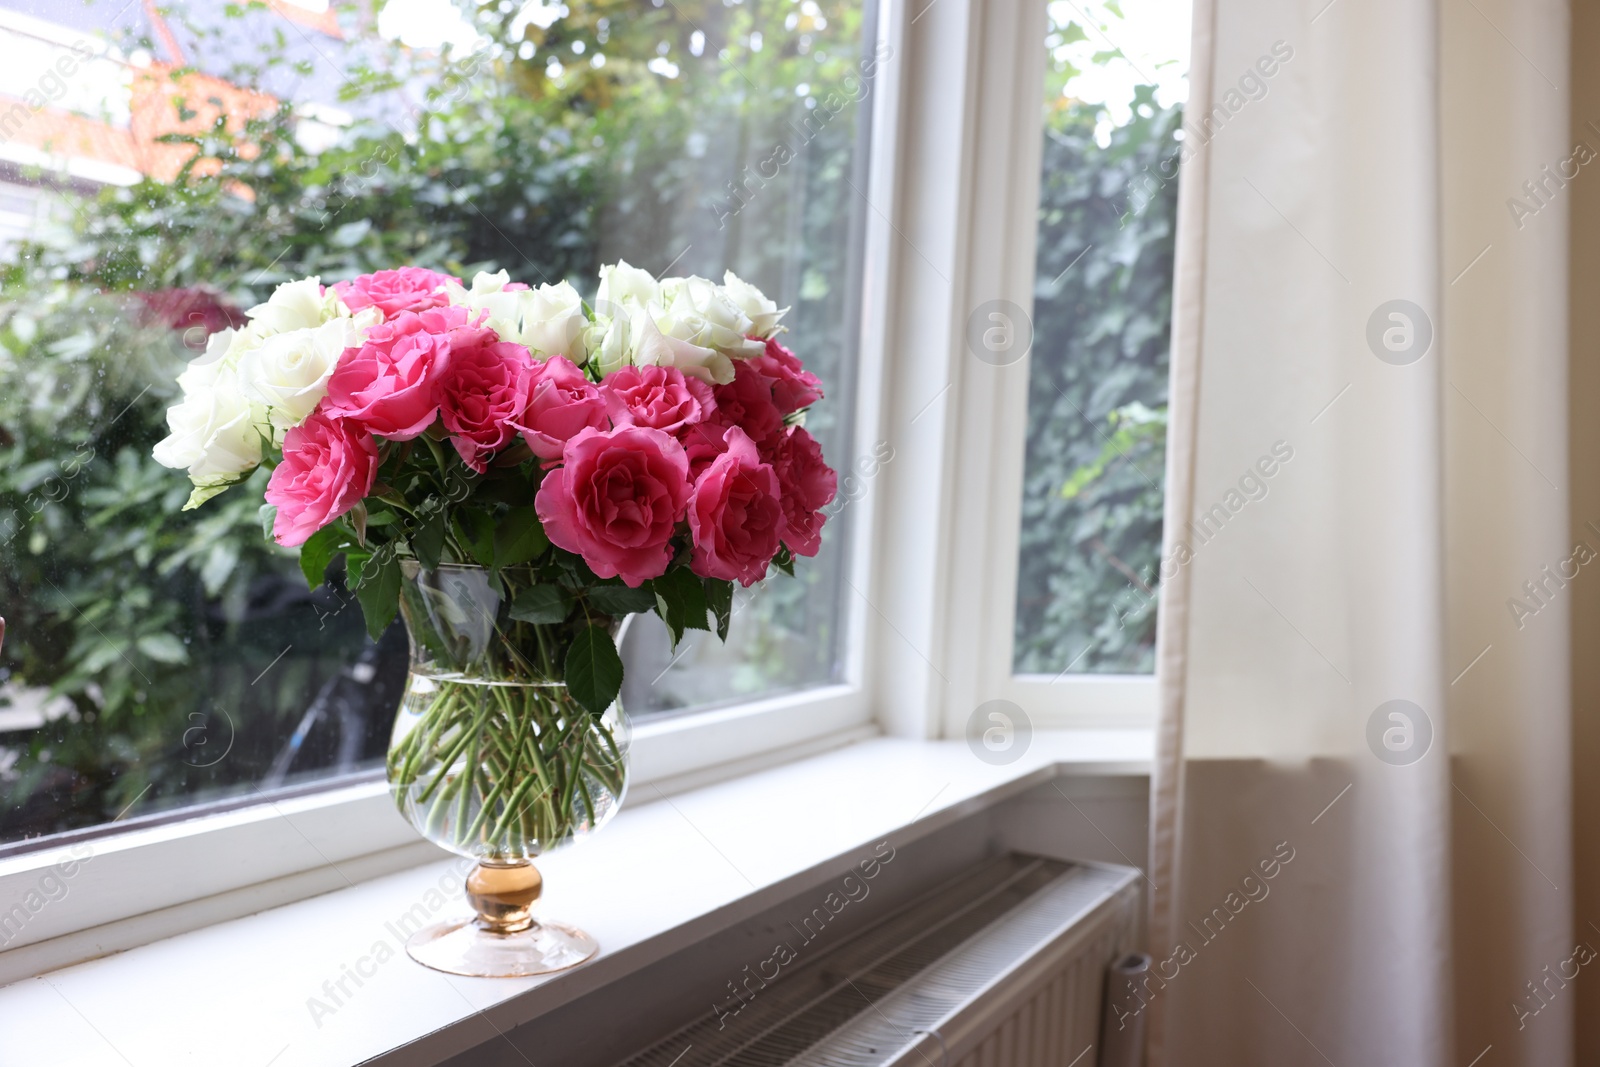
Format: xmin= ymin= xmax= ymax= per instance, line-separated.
xmin=1148 ymin=0 xmax=1574 ymax=1064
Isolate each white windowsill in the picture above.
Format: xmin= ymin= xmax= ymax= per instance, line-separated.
xmin=0 ymin=729 xmax=1152 ymax=1067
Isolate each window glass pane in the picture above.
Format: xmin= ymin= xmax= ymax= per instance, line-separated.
xmin=0 ymin=0 xmax=871 ymax=845
xmin=1012 ymin=0 xmax=1188 ymax=675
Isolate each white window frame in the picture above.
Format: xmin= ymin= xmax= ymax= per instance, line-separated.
xmin=0 ymin=0 xmax=1164 ymax=979
xmin=901 ymin=0 xmax=1160 ymax=739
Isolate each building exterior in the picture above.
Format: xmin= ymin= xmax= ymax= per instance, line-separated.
xmin=0 ymin=0 xmax=383 ymax=246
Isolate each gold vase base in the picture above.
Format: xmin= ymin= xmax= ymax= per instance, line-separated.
xmin=404 ymin=917 xmax=599 ymax=978
xmin=404 ymin=861 xmax=598 ymax=977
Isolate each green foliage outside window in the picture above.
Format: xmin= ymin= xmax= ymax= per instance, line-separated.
xmin=1013 ymin=84 xmax=1180 ymax=675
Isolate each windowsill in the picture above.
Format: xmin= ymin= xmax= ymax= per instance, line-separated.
xmin=0 ymin=728 xmax=1152 ymax=1067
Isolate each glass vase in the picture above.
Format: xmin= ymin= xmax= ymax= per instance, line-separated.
xmin=386 ymin=562 xmax=630 ymax=977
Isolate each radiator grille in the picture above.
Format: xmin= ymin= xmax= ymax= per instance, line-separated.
xmin=947 ymin=936 xmax=1116 ymax=1067
xmin=613 ymin=854 xmax=1138 ymax=1067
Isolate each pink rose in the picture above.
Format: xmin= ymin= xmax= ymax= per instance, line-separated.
xmin=135 ymin=286 xmax=245 ymax=334
xmin=510 ymin=355 xmax=608 ymax=462
xmin=681 ymin=421 xmax=731 ymax=483
xmin=750 ymin=337 xmax=823 ymax=415
xmin=335 ymin=267 xmax=459 ymax=317
xmin=601 ymin=365 xmax=715 ymax=437
xmin=708 ymin=359 xmax=784 ymax=447
xmin=688 ymin=426 xmax=785 ymax=586
xmin=440 ymin=331 xmax=536 ymax=473
xmin=536 ymin=426 xmax=692 ymax=587
xmin=324 ymin=306 xmax=468 ymax=440
xmin=770 ymin=426 xmax=836 ymax=557
xmin=264 ymin=410 xmax=378 ymax=547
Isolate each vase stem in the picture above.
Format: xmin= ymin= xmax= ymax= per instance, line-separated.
xmin=466 ymin=861 xmax=543 ymax=934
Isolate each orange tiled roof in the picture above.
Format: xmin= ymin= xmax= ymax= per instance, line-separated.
xmin=130 ymin=64 xmax=278 ymax=180
xmin=266 ymin=0 xmax=343 ymax=39
xmin=0 ymin=63 xmax=278 ymax=185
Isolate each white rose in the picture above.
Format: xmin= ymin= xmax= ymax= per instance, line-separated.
xmin=517 ymin=281 xmax=590 ymax=360
xmin=656 ymin=276 xmax=764 ymax=362
xmin=446 ymin=271 xmax=591 ymax=361
xmin=596 ymin=260 xmax=660 ymax=311
xmin=152 ymin=377 xmax=262 ymax=489
xmin=720 ymin=271 xmax=787 ymax=338
xmin=586 ymin=312 xmax=632 ymax=378
xmin=236 ymin=313 xmax=373 ymax=434
xmin=175 ymin=328 xmax=243 ymax=395
xmin=244 ymin=277 xmax=344 ymax=337
xmin=633 ymin=308 xmax=734 ymax=385
xmin=655 ymin=275 xmax=686 ymax=305
xmin=442 ymin=270 xmax=518 ymax=325
xmin=445 ymin=270 xmax=512 ymax=299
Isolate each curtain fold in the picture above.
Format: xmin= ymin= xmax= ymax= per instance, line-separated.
xmin=1148 ymin=1 xmax=1574 ymax=1064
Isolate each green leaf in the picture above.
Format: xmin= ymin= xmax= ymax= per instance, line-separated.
xmin=79 ymin=641 xmax=124 ymax=675
xmin=344 ymin=548 xmax=372 ymax=588
xmin=773 ymin=546 xmax=796 ymax=578
xmin=136 ymin=633 xmax=188 ymax=664
xmin=494 ymin=505 xmax=549 ymax=567
xmin=410 ymin=501 xmax=446 ymax=571
xmin=565 ymin=624 xmax=623 ymax=717
xmin=182 ymin=479 xmax=237 ymax=510
xmin=258 ymin=503 xmax=277 ymax=540
xmin=704 ymin=578 xmax=733 ymax=641
xmin=199 ymin=540 xmax=240 ymax=597
xmin=453 ymin=509 xmax=495 ymax=566
xmin=585 ymin=584 xmax=658 ymax=616
xmin=299 ymin=525 xmax=348 ymax=590
xmin=509 ymin=585 xmax=570 ymax=624
xmin=651 ymin=566 xmax=710 ymax=646
xmin=1059 ymin=403 xmax=1166 ymax=500
xmin=354 ymin=547 xmax=401 ymax=642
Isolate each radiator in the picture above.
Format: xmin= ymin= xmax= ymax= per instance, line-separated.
xmin=612 ymin=853 xmax=1142 ymax=1067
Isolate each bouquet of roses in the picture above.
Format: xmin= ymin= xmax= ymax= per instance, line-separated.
xmin=151 ymin=263 xmax=837 ymax=726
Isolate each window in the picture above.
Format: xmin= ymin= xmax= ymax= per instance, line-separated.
xmin=1012 ymin=0 xmax=1188 ymax=677
xmin=0 ymin=0 xmax=1184 ymax=973
xmin=0 ymin=0 xmax=875 ymax=848
xmin=923 ymin=0 xmax=1188 ymax=731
